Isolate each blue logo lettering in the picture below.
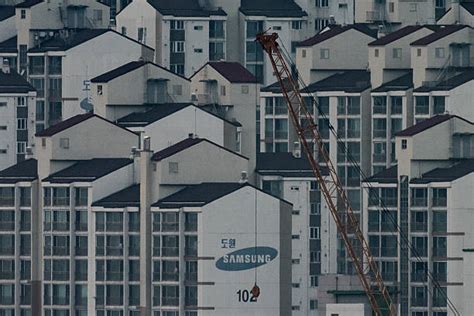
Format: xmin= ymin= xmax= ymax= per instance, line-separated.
xmin=216 ymin=246 xmax=278 ymax=271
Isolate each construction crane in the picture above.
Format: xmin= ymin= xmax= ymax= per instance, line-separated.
xmin=256 ymin=32 xmax=397 ymax=316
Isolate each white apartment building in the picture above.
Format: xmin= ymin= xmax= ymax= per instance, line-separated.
xmin=116 ymin=0 xmax=227 ymax=77
xmin=256 ymin=152 xmax=336 ymax=315
xmin=25 ymin=29 xmax=154 ymax=129
xmin=0 ymin=108 xmax=293 ymax=315
xmin=363 ymin=114 xmax=474 ymax=316
xmin=294 ymin=0 xmax=354 ymax=32
xmin=0 ymin=67 xmax=36 ymax=170
xmin=90 ymin=60 xmax=192 ymax=121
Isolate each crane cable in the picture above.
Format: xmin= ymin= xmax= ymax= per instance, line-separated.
xmin=278 ymin=40 xmax=460 ymax=315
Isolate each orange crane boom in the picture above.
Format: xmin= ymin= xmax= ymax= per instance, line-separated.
xmin=256 ymin=32 xmax=396 ymax=316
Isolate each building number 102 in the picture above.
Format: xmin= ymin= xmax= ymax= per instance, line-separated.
xmin=236 ymin=289 xmax=258 ymax=303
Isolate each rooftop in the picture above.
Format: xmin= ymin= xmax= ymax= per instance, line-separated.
xmin=91 ymin=60 xmax=190 ymax=83
xmin=372 ymin=72 xmax=413 ymax=92
xmin=116 ymin=103 xmax=240 ymax=128
xmin=297 ymin=24 xmax=377 ymax=47
xmin=461 ymin=2 xmax=474 ymax=15
xmin=368 ymin=25 xmax=437 ymax=46
xmin=396 ymin=114 xmax=473 ymax=137
xmin=256 ymin=152 xmax=327 ymax=177
xmin=239 ymin=0 xmax=306 ymax=17
xmin=0 ymin=36 xmax=17 ymax=53
xmin=92 ymin=184 xmax=140 ymax=208
xmin=147 ymin=0 xmax=226 ymax=17
xmin=413 ymin=69 xmax=474 ymax=92
xmin=0 ymin=71 xmax=36 ymax=94
xmin=0 ymin=5 xmax=15 ymax=21
xmin=410 ymin=25 xmax=468 ymax=46
xmin=192 ymin=61 xmax=257 ymax=84
xmin=364 ymin=166 xmax=398 ymax=184
xmin=0 ymin=159 xmax=38 ymax=183
xmin=43 ymin=158 xmax=133 ymax=183
xmin=302 ymin=70 xmax=371 ymax=93
xmin=411 ymin=159 xmax=474 ymax=183
xmin=16 ymin=0 xmax=43 ymax=8
xmin=151 ymin=137 xmax=247 ymax=162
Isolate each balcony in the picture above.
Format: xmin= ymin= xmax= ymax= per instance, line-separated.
xmin=411 ymin=297 xmax=427 ymax=307
xmin=0 ymin=271 xmax=14 ymax=279
xmin=366 ymin=10 xmax=383 ymax=22
xmin=0 ymin=222 xmax=14 ymax=231
xmin=162 ymin=297 xmax=179 ymax=306
xmin=106 ymin=272 xmax=123 ymax=281
xmin=433 ymin=247 xmax=447 ymax=258
xmin=162 ymin=247 xmax=179 ymax=257
xmin=105 ymin=246 xmax=123 ymax=257
xmin=52 ymin=271 xmax=69 ymax=281
xmin=380 ymin=247 xmax=397 ymax=257
xmin=373 ymin=153 xmax=386 ymax=163
xmin=75 ymin=247 xmax=87 ymax=257
xmin=52 ymin=221 xmax=69 ymax=231
xmin=52 ymin=246 xmax=69 ymax=256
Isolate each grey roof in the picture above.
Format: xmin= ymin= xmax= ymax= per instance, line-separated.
xmin=91 ymin=60 xmax=190 ymax=83
xmin=0 ymin=159 xmax=37 ymax=183
xmin=461 ymin=2 xmax=474 ymax=15
xmin=92 ymin=184 xmax=140 ymax=208
xmin=116 ymin=103 xmax=240 ymax=128
xmin=410 ymin=25 xmax=468 ymax=46
xmin=411 ymin=159 xmax=474 ymax=183
xmin=372 ymin=72 xmax=413 ymax=92
xmin=191 ymin=61 xmax=257 ymax=84
xmin=16 ymin=0 xmax=42 ymax=8
xmin=153 ymin=182 xmax=291 ymax=208
xmin=297 ymin=24 xmax=377 ymax=47
xmin=239 ymin=0 xmax=306 ymax=17
xmin=0 ymin=36 xmax=17 ymax=53
xmin=369 ymin=26 xmax=425 ymax=46
xmin=302 ymin=70 xmax=371 ymax=93
xmin=0 ymin=5 xmax=15 ymax=21
xmin=364 ymin=166 xmax=398 ymax=183
xmin=43 ymin=158 xmax=133 ymax=183
xmin=0 ymin=71 xmax=35 ymax=94
xmin=147 ymin=0 xmax=226 ymax=17
xmin=256 ymin=152 xmax=327 ymax=177
xmin=413 ymin=69 xmax=474 ymax=92
xmin=28 ymin=29 xmax=153 ymax=53
xmin=396 ymin=114 xmax=473 ymax=137
xmin=151 ymin=137 xmax=248 ymax=161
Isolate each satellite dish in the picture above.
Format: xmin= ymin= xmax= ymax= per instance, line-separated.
xmin=80 ymin=98 xmax=93 ymax=112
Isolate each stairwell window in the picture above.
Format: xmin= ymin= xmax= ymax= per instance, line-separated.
xmin=21 ymin=10 xmax=26 ymax=19
xmin=374 ymin=49 xmax=379 ymax=57
xmin=137 ymin=27 xmax=147 ymax=44
xmin=320 ymin=48 xmax=330 ymax=60
xmin=435 ymin=47 xmax=445 ymax=58
xmin=97 ymin=85 xmax=103 ymax=95
xmin=393 ymin=48 xmax=402 ymax=59
xmin=401 ymin=139 xmax=407 ymax=149
xmin=417 ymin=48 xmax=422 ymax=57
xmin=169 ymin=162 xmax=179 ymax=174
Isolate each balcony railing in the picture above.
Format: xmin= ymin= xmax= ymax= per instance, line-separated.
xmin=162 ymin=297 xmax=179 ymax=306
xmin=373 ymin=153 xmax=386 ymax=163
xmin=162 ymin=247 xmax=179 ymax=257
xmin=433 ymin=247 xmax=447 ymax=258
xmin=0 ymin=222 xmax=15 ymax=231
xmin=411 ymin=297 xmax=427 ymax=307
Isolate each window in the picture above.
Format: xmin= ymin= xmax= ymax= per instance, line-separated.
xmin=401 ymin=139 xmax=407 ymax=149
xmin=389 ymin=2 xmax=395 ymax=12
xmin=411 ymin=236 xmax=428 ymax=257
xmin=172 ymin=85 xmax=182 ymax=96
xmin=411 ymin=286 xmax=427 ymax=307
xmin=121 ymin=26 xmax=127 ymax=35
xmin=315 ymin=0 xmax=329 ymax=7
xmin=246 ymin=21 xmax=263 ymax=38
xmin=162 ymin=285 xmax=179 ymax=306
xmin=185 ymin=213 xmax=197 ymax=232
xmin=433 ymin=96 xmax=445 ymax=114
xmin=315 ymin=18 xmax=329 ymax=31
xmin=390 ymin=96 xmax=403 ymax=114
xmin=320 ymin=48 xmax=330 ymax=59
xmin=168 ymin=162 xmax=179 ymax=174
xmin=373 ymin=119 xmax=387 ymax=138
xmin=433 ymin=236 xmax=447 ymax=257
xmin=17 ymin=142 xmax=26 ymax=154
xmin=310 ymin=300 xmax=318 ymax=310
xmin=97 ymin=85 xmax=103 ymax=95
xmin=138 ymin=27 xmax=147 ymax=43
xmin=75 ymin=187 xmax=88 ymax=207
xmin=393 ymin=48 xmax=402 ymax=59
xmin=128 ymin=212 xmax=140 ymax=232
xmin=435 ymin=47 xmax=445 ymax=58
xmin=409 ymin=3 xmax=417 ymax=12
xmin=17 ymin=97 xmax=26 ymax=107
xmin=415 ymin=96 xmax=429 ymax=115
xmin=302 ymin=49 xmax=306 ymax=58
xmin=432 ymin=188 xmax=447 ymax=207
xmin=209 ymin=20 xmax=224 ymax=38
xmin=373 ymin=96 xmax=386 ymax=114
xmin=59 ymin=138 xmax=69 ymax=149
xmin=48 ymin=56 xmax=62 ymax=74
xmin=272 ymin=26 xmax=282 ymax=31
xmin=171 ymin=41 xmax=185 ymax=53
xmin=193 ymin=48 xmax=203 ymax=53
xmin=193 ymin=25 xmax=203 ymax=30
xmin=310 ymin=251 xmax=321 ymax=263
xmin=417 ymin=48 xmax=422 ymax=57
xmin=21 ymin=9 xmax=26 ymax=19
xmin=170 ymin=20 xmax=184 ymax=30
xmin=291 ymin=20 xmax=302 ymax=30
xmin=310 ymin=227 xmax=320 ymax=239
xmin=29 ymin=56 xmax=44 ymax=75
xmin=17 ymin=118 xmax=27 ymax=130
xmin=209 ymin=42 xmax=224 ymax=61
xmin=375 ymin=49 xmax=379 ymax=57
xmin=220 ymin=85 xmax=226 ymax=96
xmin=241 ymin=85 xmax=249 ymax=94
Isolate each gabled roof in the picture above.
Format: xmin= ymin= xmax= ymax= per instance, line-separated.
xmin=461 ymin=2 xmax=474 ymax=15
xmin=410 ymin=25 xmax=468 ymax=46
xmin=153 ymin=182 xmax=291 ymax=208
xmin=411 ymin=159 xmax=474 ymax=183
xmin=297 ymin=24 xmax=377 ymax=47
xmin=0 ymin=5 xmax=15 ymax=21
xmin=364 ymin=165 xmax=398 ymax=183
xmin=0 ymin=36 xmax=17 ymax=53
xmin=147 ymin=0 xmax=226 ymax=17
xmin=239 ymin=0 xmax=306 ymax=17
xmin=0 ymin=159 xmax=37 ymax=183
xmin=191 ymin=61 xmax=257 ymax=84
xmin=16 ymin=0 xmax=43 ymax=8
xmin=151 ymin=137 xmax=248 ymax=161
xmin=91 ymin=60 xmax=190 ymax=83
xmin=413 ymin=69 xmax=474 ymax=92
xmin=35 ymin=113 xmax=135 ymax=137
xmin=396 ymin=114 xmax=473 ymax=137
xmin=0 ymin=71 xmax=35 ymax=94
xmin=92 ymin=184 xmax=140 ymax=208
xmin=116 ymin=103 xmax=240 ymax=128
xmin=256 ymin=152 xmax=327 ymax=177
xmin=368 ymin=25 xmax=426 ymax=46
xmin=302 ymin=70 xmax=371 ymax=93
xmin=28 ymin=29 xmax=153 ymax=53
xmin=372 ymin=72 xmax=413 ymax=92
xmin=43 ymin=158 xmax=133 ymax=183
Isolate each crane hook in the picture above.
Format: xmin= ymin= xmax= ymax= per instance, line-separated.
xmin=251 ymin=283 xmax=260 ymax=298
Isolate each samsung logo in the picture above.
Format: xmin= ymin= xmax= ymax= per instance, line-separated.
xmin=216 ymin=247 xmax=278 ymax=271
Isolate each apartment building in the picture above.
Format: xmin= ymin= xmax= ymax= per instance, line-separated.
xmin=256 ymin=152 xmax=336 ymax=315
xmin=355 ymin=0 xmax=443 ymax=25
xmin=294 ymin=0 xmax=354 ymax=32
xmin=239 ymin=0 xmax=308 ymax=85
xmin=0 ymin=66 xmax=36 ymax=170
xmin=90 ymin=60 xmax=192 ymax=121
xmin=0 ymin=107 xmax=293 ymax=315
xmin=438 ymin=0 xmax=474 ymax=26
xmin=25 ymin=29 xmax=153 ymax=129
xmin=363 ymin=114 xmax=474 ymax=316
xmin=116 ymin=0 xmax=227 ymax=77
